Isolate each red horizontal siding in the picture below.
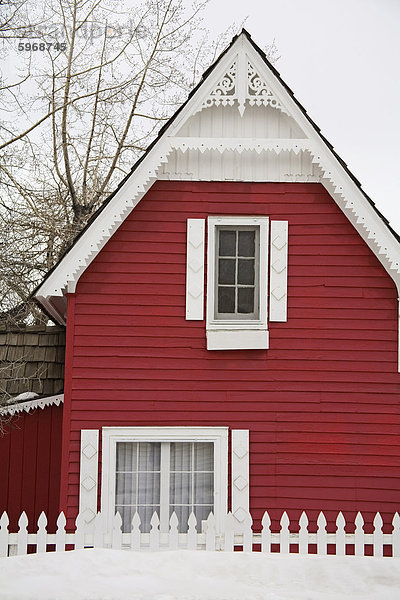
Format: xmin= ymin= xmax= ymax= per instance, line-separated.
xmin=62 ymin=181 xmax=400 ymax=529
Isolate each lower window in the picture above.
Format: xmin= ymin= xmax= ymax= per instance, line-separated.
xmin=101 ymin=427 xmax=228 ymax=534
xmin=116 ymin=441 xmax=214 ymax=533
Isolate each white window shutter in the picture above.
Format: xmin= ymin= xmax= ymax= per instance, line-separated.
xmin=186 ymin=219 xmax=205 ymax=320
xmin=269 ymin=221 xmax=289 ymax=322
xmin=79 ymin=429 xmax=99 ymax=525
xmin=231 ymin=430 xmax=249 ymax=525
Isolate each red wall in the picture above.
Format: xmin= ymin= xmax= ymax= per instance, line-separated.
xmin=0 ymin=404 xmax=63 ymax=531
xmin=62 ymin=181 xmax=400 ymax=532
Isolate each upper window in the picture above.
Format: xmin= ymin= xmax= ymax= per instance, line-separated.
xmin=207 ymin=217 xmax=269 ymax=350
xmin=101 ymin=427 xmax=228 ymax=534
xmin=216 ymin=227 xmax=259 ymax=320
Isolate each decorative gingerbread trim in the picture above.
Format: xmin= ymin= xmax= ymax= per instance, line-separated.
xmin=0 ymin=393 xmax=64 ymax=416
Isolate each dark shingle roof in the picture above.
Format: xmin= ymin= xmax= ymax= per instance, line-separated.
xmin=0 ymin=325 xmax=65 ymax=403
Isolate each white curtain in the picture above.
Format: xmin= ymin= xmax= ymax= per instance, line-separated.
xmin=169 ymin=442 xmax=214 ymax=533
xmin=115 ymin=441 xmax=213 ymax=533
xmin=116 ymin=442 xmax=161 ymax=533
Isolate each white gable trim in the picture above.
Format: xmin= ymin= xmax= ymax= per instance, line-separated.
xmin=0 ymin=393 xmax=64 ymax=416
xmin=35 ymin=32 xmax=400 ymax=329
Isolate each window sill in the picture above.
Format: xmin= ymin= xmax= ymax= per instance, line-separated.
xmin=206 ymin=328 xmax=269 ymax=350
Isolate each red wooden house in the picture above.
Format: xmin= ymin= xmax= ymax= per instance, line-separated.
xmin=3 ymin=30 xmax=400 ymax=538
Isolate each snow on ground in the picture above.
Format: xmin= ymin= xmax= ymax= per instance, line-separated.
xmin=1 ymin=549 xmax=400 ymax=600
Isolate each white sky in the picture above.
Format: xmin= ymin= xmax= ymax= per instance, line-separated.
xmin=196 ymin=0 xmax=400 ymax=233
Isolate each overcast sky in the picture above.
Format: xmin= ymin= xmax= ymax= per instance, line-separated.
xmin=195 ymin=0 xmax=400 ymax=232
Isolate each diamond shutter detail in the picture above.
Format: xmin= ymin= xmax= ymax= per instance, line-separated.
xmin=231 ymin=430 xmax=250 ymax=525
xmin=269 ymin=221 xmax=288 ymax=322
xmin=186 ymin=219 xmax=205 ymax=320
xmin=79 ymin=430 xmax=99 ymax=525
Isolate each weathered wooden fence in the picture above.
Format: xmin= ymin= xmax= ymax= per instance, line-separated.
xmin=1 ymin=510 xmax=400 ymax=557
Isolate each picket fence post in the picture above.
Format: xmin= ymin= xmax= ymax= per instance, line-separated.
xmin=392 ymin=513 xmax=400 ymax=558
xmin=112 ymin=513 xmax=122 ymax=549
xmin=17 ymin=512 xmax=28 ymax=556
xmin=373 ymin=513 xmax=384 ymax=557
xmin=317 ymin=512 xmax=327 ymax=555
xmin=56 ymin=512 xmax=67 ymax=552
xmin=0 ymin=512 xmax=9 ymax=558
xmin=150 ymin=512 xmax=160 ymax=551
xmin=37 ymin=512 xmax=47 ymax=553
xmin=169 ymin=512 xmax=179 ymax=550
xmin=299 ymin=511 xmax=308 ymax=555
xmin=131 ymin=512 xmax=141 ymax=551
xmin=335 ymin=512 xmax=346 ymax=556
xmin=261 ymin=511 xmax=271 ymax=553
xmin=187 ymin=512 xmax=197 ymax=550
xmin=354 ymin=512 xmax=364 ymax=557
xmin=205 ymin=512 xmax=216 ymax=551
xmin=280 ymin=512 xmax=290 ymax=554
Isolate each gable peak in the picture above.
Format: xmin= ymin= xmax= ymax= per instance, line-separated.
xmin=196 ymin=33 xmax=290 ymax=118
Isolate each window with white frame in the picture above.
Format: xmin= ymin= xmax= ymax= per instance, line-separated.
xmin=216 ymin=227 xmax=259 ymax=319
xmin=102 ymin=427 xmax=228 ymax=534
xmin=206 ymin=216 xmax=269 ymax=350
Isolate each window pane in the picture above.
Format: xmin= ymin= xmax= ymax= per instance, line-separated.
xmin=218 ymin=259 xmax=235 ymax=284
xmin=115 ymin=442 xmax=161 ymax=533
xmin=219 ymin=230 xmax=236 ymax=256
xmin=138 ymin=442 xmax=160 ymax=471
xmin=193 ymin=443 xmax=213 ymax=471
xmin=218 ymin=286 xmax=235 ymax=313
xmin=115 ymin=472 xmax=136 ymax=505
xmin=194 ymin=473 xmax=214 ymax=504
xmin=137 ymin=471 xmax=160 ymax=504
xmin=116 ymin=442 xmax=137 ymax=472
xmin=238 ymin=230 xmax=255 ymax=257
xmin=238 ymin=287 xmax=254 ymax=313
xmin=238 ymin=259 xmax=255 ymax=285
xmin=170 ymin=472 xmax=191 ymax=505
xmin=170 ymin=442 xmax=192 ymax=471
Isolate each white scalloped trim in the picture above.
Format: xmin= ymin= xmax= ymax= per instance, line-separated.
xmin=0 ymin=393 xmax=64 ymax=416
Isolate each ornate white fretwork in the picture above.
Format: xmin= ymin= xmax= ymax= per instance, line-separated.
xmin=247 ymin=62 xmax=289 ymax=115
xmin=202 ymin=62 xmax=236 ymax=110
xmin=199 ymin=54 xmax=290 ymax=117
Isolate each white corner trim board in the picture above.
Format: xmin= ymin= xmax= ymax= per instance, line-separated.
xmin=186 ymin=219 xmax=205 ymax=320
xmin=231 ymin=430 xmax=250 ymax=527
xmin=79 ymin=429 xmax=99 ymax=526
xmin=0 ymin=393 xmax=64 ymax=416
xmin=269 ymin=221 xmax=288 ymax=322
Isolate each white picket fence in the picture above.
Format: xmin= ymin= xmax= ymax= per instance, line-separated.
xmin=1 ymin=510 xmax=400 ymax=557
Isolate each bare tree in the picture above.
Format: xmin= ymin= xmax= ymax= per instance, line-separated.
xmin=0 ymin=0 xmax=239 ymax=325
